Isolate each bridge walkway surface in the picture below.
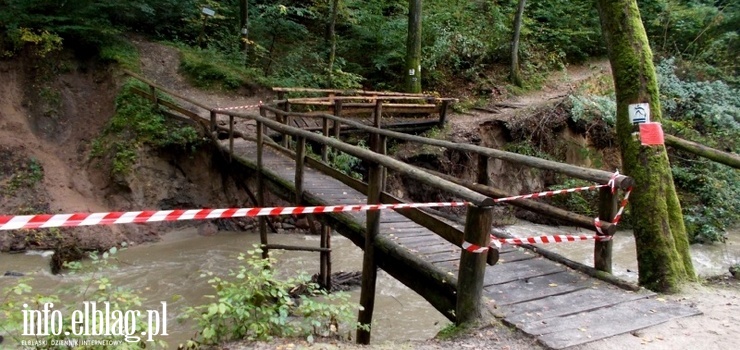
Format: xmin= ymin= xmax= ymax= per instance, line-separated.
xmin=217 ymin=137 xmax=699 ymax=349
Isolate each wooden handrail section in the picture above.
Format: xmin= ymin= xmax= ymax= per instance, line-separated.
xmin=259 ymin=105 xmax=633 ymax=189
xmin=665 ymin=134 xmax=740 ymax=169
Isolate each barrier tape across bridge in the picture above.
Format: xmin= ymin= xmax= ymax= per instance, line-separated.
xmin=0 ymin=173 xmax=632 ymax=253
xmin=216 ymin=101 xmax=263 ymax=111
xmin=0 ymin=202 xmax=467 ymax=231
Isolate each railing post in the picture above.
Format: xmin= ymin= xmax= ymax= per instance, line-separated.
xmin=373 ymin=100 xmax=387 ymax=190
xmin=321 ymin=117 xmax=330 ymax=162
xmin=228 ymin=115 xmax=234 ymax=163
xmin=210 ymin=111 xmax=217 ymax=133
xmin=595 ymin=187 xmax=618 ymax=273
xmin=283 ymin=102 xmax=292 ymax=149
xmin=439 ymin=100 xmax=450 ymax=126
xmin=332 ymin=99 xmax=343 ymax=139
xmin=294 ymin=136 xmax=306 ymax=203
xmin=320 ymin=222 xmax=332 ymax=289
xmin=357 ymin=128 xmax=383 ymax=344
xmin=256 ymin=111 xmax=268 ymax=259
xmin=476 ymin=154 xmax=499 ymax=266
xmin=456 ymin=204 xmax=493 ymax=325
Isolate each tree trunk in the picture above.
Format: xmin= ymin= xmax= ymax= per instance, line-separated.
xmin=596 ymin=0 xmax=696 ymax=292
xmin=327 ymin=0 xmax=340 ymax=86
xmin=405 ymin=0 xmax=422 ymax=93
xmin=510 ymin=0 xmax=526 ymax=87
xmin=240 ymin=0 xmax=249 ymax=63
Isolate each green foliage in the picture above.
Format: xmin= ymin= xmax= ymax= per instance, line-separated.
xmin=178 ymin=44 xmax=267 ymax=91
xmin=2 ymin=27 xmax=62 ymax=57
xmin=641 ymin=0 xmax=739 ymax=82
xmin=92 ymin=78 xmax=202 ymax=175
xmin=182 ymin=248 xmax=366 ymax=347
xmin=504 ymin=141 xmax=555 ymax=161
xmin=569 ymin=94 xmax=617 ymax=127
xmin=0 ymin=244 xmax=166 ymax=349
xmin=98 ymin=38 xmax=140 ymax=72
xmin=657 ymin=58 xmax=739 ymax=243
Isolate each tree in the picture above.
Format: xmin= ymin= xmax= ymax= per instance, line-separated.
xmin=595 ymin=0 xmax=696 ymax=292
xmin=510 ymin=0 xmax=526 ymax=87
xmin=327 ymin=0 xmax=340 ymax=85
xmin=405 ymin=0 xmax=422 ymax=93
xmin=240 ymin=0 xmax=249 ymax=63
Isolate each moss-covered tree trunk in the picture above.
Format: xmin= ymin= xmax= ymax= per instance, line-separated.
xmin=510 ymin=0 xmax=526 ymax=87
xmin=405 ymin=0 xmax=422 ymax=93
xmin=596 ymin=0 xmax=695 ymax=292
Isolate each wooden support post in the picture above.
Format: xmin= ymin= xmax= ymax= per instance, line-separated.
xmin=295 ymin=136 xmax=306 ymax=204
xmin=277 ymin=91 xmax=285 ymax=101
xmin=439 ymin=100 xmax=450 ymax=126
xmin=284 ymin=102 xmax=292 ymax=149
xmin=333 ymin=100 xmax=343 ymax=139
xmin=210 ymin=110 xmax=217 ymax=133
xmin=595 ymin=187 xmax=618 ymax=273
xmin=228 ymin=115 xmax=234 ymax=163
xmin=321 ymin=117 xmax=330 ymax=162
xmin=476 ymin=154 xmax=497 ymax=266
xmin=320 ymin=222 xmax=331 ymax=289
xmin=373 ymin=100 xmax=387 ymax=190
xmin=477 ymin=154 xmax=489 ymax=186
xmin=357 ymin=131 xmax=384 ymax=344
xmin=256 ymin=114 xmax=268 ymax=259
xmin=456 ymin=205 xmax=493 ymax=325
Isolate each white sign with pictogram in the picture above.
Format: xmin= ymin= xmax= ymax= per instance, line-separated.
xmin=201 ymin=7 xmax=215 ymax=16
xmin=629 ymin=103 xmax=650 ymax=124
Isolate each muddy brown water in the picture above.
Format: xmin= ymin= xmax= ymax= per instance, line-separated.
xmin=2 ymin=225 xmax=738 ymax=347
xmin=0 ymin=229 xmax=448 ymax=347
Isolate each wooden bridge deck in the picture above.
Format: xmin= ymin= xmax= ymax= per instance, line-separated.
xmin=218 ymin=137 xmax=700 ymax=349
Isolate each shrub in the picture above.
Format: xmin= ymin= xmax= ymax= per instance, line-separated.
xmin=91 ymin=78 xmax=203 ymax=175
xmin=181 ymin=248 xmax=366 ymax=347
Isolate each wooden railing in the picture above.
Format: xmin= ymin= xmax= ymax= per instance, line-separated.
xmin=122 ymin=70 xmax=635 ymax=335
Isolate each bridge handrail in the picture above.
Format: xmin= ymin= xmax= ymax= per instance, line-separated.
xmin=259 ymin=104 xmax=633 ymax=189
xmin=121 ymin=70 xmax=493 ymax=207
xmin=239 ymin=109 xmax=494 ymax=207
xmin=665 ymin=134 xmax=740 ymax=169
xmin=272 ymin=86 xmax=433 ymax=97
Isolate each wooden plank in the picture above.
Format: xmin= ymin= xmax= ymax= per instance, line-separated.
xmin=503 ymin=287 xmax=653 ymax=326
xmin=483 ymin=258 xmax=565 ymax=286
xmin=422 ymin=250 xmax=458 ymax=262
xmin=484 ymin=271 xmax=594 ymax=307
xmin=496 ymin=249 xmax=538 ymax=263
xmin=529 ymin=298 xmax=701 ymax=349
xmin=405 ymin=243 xmax=458 ymax=256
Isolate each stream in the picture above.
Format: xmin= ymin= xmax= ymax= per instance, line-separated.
xmin=2 ymin=224 xmax=739 ymax=347
xmin=0 ymin=229 xmax=448 ymax=347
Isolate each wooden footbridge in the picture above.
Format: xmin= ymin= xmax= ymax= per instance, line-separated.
xmin=124 ymin=71 xmax=701 ymax=349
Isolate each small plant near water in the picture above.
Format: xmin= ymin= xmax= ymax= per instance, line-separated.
xmin=180 ymin=247 xmax=366 ymax=348
xmin=0 ymin=244 xmax=166 ymax=349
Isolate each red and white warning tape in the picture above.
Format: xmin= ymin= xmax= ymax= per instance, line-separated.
xmin=496 ymin=234 xmax=612 ymax=245
xmin=462 ymin=171 xmax=632 ymax=253
xmin=492 ymin=184 xmax=608 ymax=203
xmin=0 ymin=202 xmax=466 ymax=231
xmin=216 ymin=101 xmax=263 ymax=111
